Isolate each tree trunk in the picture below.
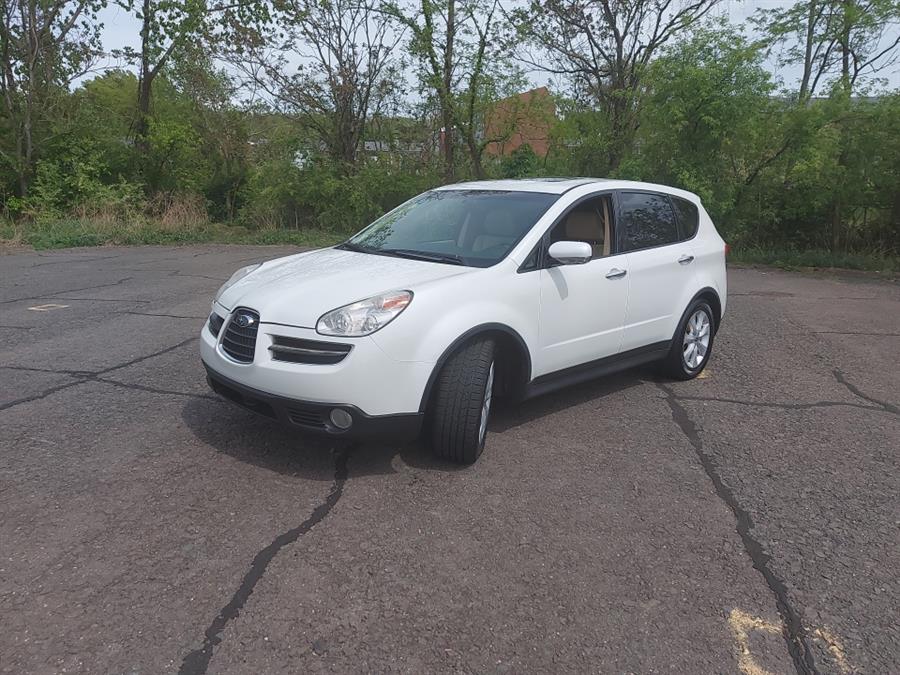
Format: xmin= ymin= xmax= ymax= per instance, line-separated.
xmin=466 ymin=133 xmax=484 ymax=179
xmin=441 ymin=0 xmax=455 ymax=181
xmin=830 ymin=0 xmax=854 ymax=251
xmin=890 ymin=182 xmax=900 ymax=251
xmin=798 ymin=0 xmax=817 ymax=101
xmin=830 ymin=198 xmax=842 ymax=252
xmin=135 ymin=0 xmax=153 ymax=154
xmin=14 ymin=134 xmax=26 ymax=198
xmin=21 ymin=112 xmax=31 ymax=196
xmin=19 ymin=31 xmax=37 ymax=197
xmin=839 ymin=0 xmax=852 ymax=95
xmin=16 ymin=95 xmax=32 ymax=197
xmin=136 ymin=71 xmax=152 ymax=145
xmin=606 ymin=92 xmax=629 ymax=172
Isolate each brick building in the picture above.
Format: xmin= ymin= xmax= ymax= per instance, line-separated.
xmin=483 ymin=87 xmax=556 ymax=158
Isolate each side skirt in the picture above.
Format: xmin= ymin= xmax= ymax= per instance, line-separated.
xmin=524 ymin=341 xmax=671 ymax=400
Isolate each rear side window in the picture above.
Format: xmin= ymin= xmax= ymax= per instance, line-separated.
xmin=618 ymin=192 xmax=679 ymax=252
xmin=671 ymin=197 xmax=699 ymax=239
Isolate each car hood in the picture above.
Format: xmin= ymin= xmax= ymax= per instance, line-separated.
xmin=217 ymin=247 xmax=472 ymax=328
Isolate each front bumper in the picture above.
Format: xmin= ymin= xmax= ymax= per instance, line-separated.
xmin=204 ymin=362 xmax=423 ymax=440
xmin=200 ymin=306 xmax=434 ymax=416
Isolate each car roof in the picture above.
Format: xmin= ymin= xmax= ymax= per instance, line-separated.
xmin=434 ymin=178 xmax=700 ymax=201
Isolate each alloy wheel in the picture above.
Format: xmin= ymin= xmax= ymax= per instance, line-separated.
xmin=682 ymin=309 xmax=711 ymax=369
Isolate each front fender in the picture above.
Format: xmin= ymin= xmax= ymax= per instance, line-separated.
xmin=369 ymin=265 xmax=540 ymax=402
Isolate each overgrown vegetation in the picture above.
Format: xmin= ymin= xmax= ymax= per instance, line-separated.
xmin=1 ymin=0 xmax=898 ymax=266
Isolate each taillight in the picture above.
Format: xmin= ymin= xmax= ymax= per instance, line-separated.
xmin=724 ymin=243 xmax=731 ymax=257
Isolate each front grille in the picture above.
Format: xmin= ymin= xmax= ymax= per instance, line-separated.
xmin=286 ymin=403 xmax=327 ymax=429
xmin=221 ymin=308 xmax=260 ymax=363
xmin=208 ymin=313 xmax=225 ymax=337
xmin=269 ymin=336 xmax=352 ymax=365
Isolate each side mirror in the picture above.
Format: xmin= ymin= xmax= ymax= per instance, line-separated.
xmin=548 ymin=240 xmax=592 ymax=265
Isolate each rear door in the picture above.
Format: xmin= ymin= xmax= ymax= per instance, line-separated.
xmin=617 ymin=191 xmax=698 ymax=352
xmin=534 ymin=193 xmax=630 ymax=376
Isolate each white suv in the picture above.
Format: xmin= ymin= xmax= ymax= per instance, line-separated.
xmin=201 ymin=178 xmax=727 ymax=463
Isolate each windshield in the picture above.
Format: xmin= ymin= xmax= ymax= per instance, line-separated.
xmin=342 ymin=190 xmax=559 ymax=267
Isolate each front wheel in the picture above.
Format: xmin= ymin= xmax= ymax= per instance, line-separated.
xmin=430 ymin=338 xmax=496 ymax=464
xmin=661 ymin=300 xmax=715 ymax=380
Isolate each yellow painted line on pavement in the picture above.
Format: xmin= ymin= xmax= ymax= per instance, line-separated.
xmin=728 ymin=609 xmax=854 ymax=675
xmin=813 ymin=627 xmax=852 ymax=674
xmin=728 ymin=608 xmax=781 ymax=675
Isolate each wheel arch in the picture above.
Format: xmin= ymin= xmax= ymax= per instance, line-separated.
xmin=690 ymin=287 xmax=722 ymax=333
xmin=418 ymin=323 xmax=532 ymax=413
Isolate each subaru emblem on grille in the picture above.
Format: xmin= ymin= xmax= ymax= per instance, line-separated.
xmin=236 ymin=313 xmax=255 ymax=328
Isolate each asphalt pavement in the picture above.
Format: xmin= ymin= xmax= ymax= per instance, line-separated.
xmin=1 ymin=245 xmax=898 ymax=674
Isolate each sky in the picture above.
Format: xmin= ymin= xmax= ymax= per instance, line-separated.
xmin=91 ymin=0 xmax=900 ymax=93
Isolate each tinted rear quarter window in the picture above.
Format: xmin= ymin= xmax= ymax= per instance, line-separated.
xmin=671 ymin=197 xmax=699 ymax=239
xmin=619 ymin=192 xmax=679 ymax=252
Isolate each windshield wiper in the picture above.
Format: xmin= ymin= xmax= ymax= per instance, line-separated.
xmin=379 ymin=248 xmax=466 ymax=266
xmin=336 ymin=241 xmax=372 ymax=253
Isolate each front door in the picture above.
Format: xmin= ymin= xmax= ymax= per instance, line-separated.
xmin=535 ymin=194 xmax=630 ymax=377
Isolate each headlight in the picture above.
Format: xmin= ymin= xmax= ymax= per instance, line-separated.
xmin=317 ymin=290 xmax=413 ymax=337
xmin=215 ymin=264 xmax=261 ymax=301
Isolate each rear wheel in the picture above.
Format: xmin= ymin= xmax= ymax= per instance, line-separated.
xmin=430 ymin=338 xmax=496 ymax=464
xmin=661 ymin=300 xmax=715 ymax=380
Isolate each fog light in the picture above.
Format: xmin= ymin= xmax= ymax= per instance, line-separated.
xmin=329 ymin=408 xmax=353 ymax=430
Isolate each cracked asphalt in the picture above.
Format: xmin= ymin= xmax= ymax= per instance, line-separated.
xmin=1 ymin=245 xmax=898 ymax=675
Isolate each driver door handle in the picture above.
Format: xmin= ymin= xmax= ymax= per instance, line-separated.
xmin=605 ymin=268 xmax=627 ymax=279
xmin=678 ymin=254 xmax=695 ymax=265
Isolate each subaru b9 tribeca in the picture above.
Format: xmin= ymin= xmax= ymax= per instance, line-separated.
xmin=201 ymin=178 xmax=727 ymax=464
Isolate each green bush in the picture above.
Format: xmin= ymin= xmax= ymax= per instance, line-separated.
xmin=16 ymin=141 xmax=145 ymax=223
xmin=499 ymin=144 xmax=540 ymax=178
xmin=239 ymin=157 xmax=442 ymax=233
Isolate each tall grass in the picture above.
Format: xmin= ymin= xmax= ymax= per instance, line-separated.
xmin=730 ymin=247 xmax=898 ymax=277
xmin=0 ymin=218 xmax=345 ymax=250
xmin=2 ymin=218 xmax=897 ymax=279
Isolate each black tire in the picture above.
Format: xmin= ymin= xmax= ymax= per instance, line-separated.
xmin=661 ymin=300 xmax=715 ymax=381
xmin=430 ymin=338 xmax=496 ymax=464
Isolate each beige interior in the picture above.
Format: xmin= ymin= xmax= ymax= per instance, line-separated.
xmin=563 ymin=199 xmax=611 ymax=258
xmin=600 ymin=199 xmax=611 ymax=256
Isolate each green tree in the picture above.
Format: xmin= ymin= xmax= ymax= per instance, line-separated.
xmin=499 ymin=142 xmax=538 ymax=178
xmin=0 ymin=0 xmax=105 ymax=197
xmin=630 ymin=24 xmax=777 ymax=231
xmin=228 ymin=0 xmax=402 ymax=167
xmin=168 ymin=47 xmax=248 ymax=218
xmin=117 ymin=0 xmax=266 ymax=158
xmin=69 ymin=70 xmax=140 ymax=181
xmin=511 ymin=0 xmax=722 ymax=172
xmin=754 ymin=0 xmax=900 ymax=101
xmin=383 ymin=0 xmax=524 ymax=179
xmin=755 ymin=0 xmax=900 ymax=249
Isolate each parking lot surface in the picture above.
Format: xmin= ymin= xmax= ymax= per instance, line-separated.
xmin=1 ymin=245 xmax=898 ymax=674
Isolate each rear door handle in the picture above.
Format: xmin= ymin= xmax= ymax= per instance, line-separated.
xmin=678 ymin=255 xmax=694 ymax=265
xmin=605 ymin=268 xmax=627 ymax=279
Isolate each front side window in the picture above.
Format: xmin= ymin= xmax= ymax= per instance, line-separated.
xmin=619 ymin=192 xmax=679 ymax=252
xmin=671 ymin=197 xmax=699 ymax=239
xmin=343 ymin=190 xmax=559 ymax=268
xmin=548 ymin=194 xmax=613 ymax=259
